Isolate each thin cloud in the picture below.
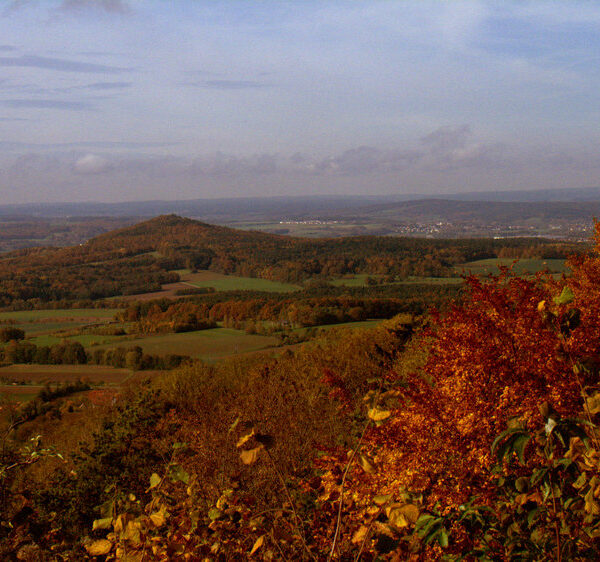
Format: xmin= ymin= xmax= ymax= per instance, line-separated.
xmin=2 ymin=0 xmax=35 ymax=16
xmin=0 ymin=45 xmax=17 ymax=51
xmin=0 ymin=140 xmax=180 ymax=150
xmin=73 ymin=153 xmax=112 ymax=174
xmin=0 ymin=55 xmax=131 ymax=73
xmin=188 ymin=79 xmax=271 ymax=90
xmin=3 ymin=99 xmax=93 ymax=111
xmin=421 ymin=125 xmax=471 ymax=152
xmin=73 ymin=81 xmax=132 ymax=90
xmin=59 ymin=0 xmax=131 ymax=14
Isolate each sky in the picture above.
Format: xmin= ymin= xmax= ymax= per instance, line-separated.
xmin=0 ymin=0 xmax=600 ymax=203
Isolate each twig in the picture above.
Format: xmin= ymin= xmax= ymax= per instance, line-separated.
xmin=353 ymin=506 xmax=384 ymax=562
xmin=549 ymin=475 xmax=561 ymax=562
xmin=328 ymin=419 xmax=371 ymax=561
xmin=271 ymin=528 xmax=290 ymax=562
xmin=265 ymin=449 xmax=315 ymax=560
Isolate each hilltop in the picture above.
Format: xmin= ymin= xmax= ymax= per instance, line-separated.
xmin=0 ymin=214 xmax=579 ymax=307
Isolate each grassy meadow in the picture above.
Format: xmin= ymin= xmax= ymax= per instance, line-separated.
xmin=92 ymin=327 xmax=281 ymax=362
xmin=178 ymin=269 xmax=301 ymax=293
xmin=456 ymin=257 xmax=568 ymax=276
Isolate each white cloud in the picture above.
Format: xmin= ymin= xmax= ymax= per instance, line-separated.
xmin=73 ymin=153 xmax=111 ymax=174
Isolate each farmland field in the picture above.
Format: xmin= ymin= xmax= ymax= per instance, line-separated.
xmin=456 ymin=258 xmax=568 ymax=276
xmin=331 ymin=274 xmax=463 ymax=286
xmin=0 ymin=364 xmax=134 ymax=385
xmin=94 ymin=328 xmax=281 ymax=362
xmin=330 ymin=274 xmax=382 ymax=287
xmin=0 ymin=309 xmax=118 ymax=321
xmin=0 ymin=309 xmax=120 ymax=343
xmin=181 ymin=270 xmax=300 ymax=293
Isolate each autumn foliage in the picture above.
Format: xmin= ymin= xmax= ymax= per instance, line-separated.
xmin=2 ymin=223 xmax=600 ymax=560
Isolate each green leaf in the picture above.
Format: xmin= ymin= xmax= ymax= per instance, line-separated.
xmin=168 ymin=463 xmax=190 ymax=484
xmin=438 ymin=528 xmax=449 ymax=548
xmin=228 ymin=416 xmax=241 ymax=434
xmin=554 ymin=286 xmax=574 ymax=305
xmin=208 ymin=508 xmax=222 ymax=521
xmin=149 ymin=473 xmax=161 ymax=489
xmin=515 ymin=477 xmax=529 ymax=493
xmin=527 ymin=507 xmax=541 ymax=527
xmin=513 ymin=434 xmax=531 ymax=464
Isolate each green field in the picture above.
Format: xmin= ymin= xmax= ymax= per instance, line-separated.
xmin=180 ymin=270 xmax=300 ymax=293
xmin=331 ymin=274 xmax=462 ymax=286
xmin=330 ymin=274 xmax=382 ymax=287
xmin=295 ymin=319 xmax=383 ymax=334
xmin=457 ymin=258 xmax=568 ymax=276
xmin=94 ymin=327 xmax=281 ymax=362
xmin=399 ymin=277 xmax=463 ymax=285
xmin=26 ymin=333 xmax=123 ymax=347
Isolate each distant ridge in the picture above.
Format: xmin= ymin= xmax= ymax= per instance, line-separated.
xmin=1 ymin=187 xmax=599 ymax=219
xmin=444 ymin=186 xmax=600 ymax=202
xmin=340 ymin=198 xmax=600 ymax=223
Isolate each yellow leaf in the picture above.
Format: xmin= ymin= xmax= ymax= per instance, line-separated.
xmin=537 ymin=300 xmax=546 ymax=312
xmin=123 ymin=520 xmax=142 ymax=545
xmin=92 ymin=517 xmax=113 ymax=531
xmin=358 ymin=454 xmax=377 ymax=474
xmin=86 ymin=539 xmax=112 ymax=556
xmin=368 ymin=408 xmax=391 ymax=421
xmin=587 ymin=393 xmax=600 ymax=415
xmin=149 ymin=511 xmax=166 ymax=528
xmin=250 ymin=535 xmax=265 ymax=555
xmin=387 ymin=503 xmax=420 ymax=528
xmin=113 ymin=514 xmax=127 ymax=533
xmin=148 ymin=473 xmax=161 ymax=490
xmin=240 ymin=446 xmax=263 ymax=465
xmin=351 ymin=526 xmax=369 ymax=544
xmin=373 ymin=494 xmax=392 ymax=506
xmin=236 ymin=431 xmax=255 ymax=448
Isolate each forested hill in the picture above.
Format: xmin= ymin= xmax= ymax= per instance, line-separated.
xmin=0 ymin=214 xmax=580 ymax=307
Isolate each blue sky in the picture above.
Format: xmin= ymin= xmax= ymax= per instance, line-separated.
xmin=1 ymin=0 xmax=599 ymax=203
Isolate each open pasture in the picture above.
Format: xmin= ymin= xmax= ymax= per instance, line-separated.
xmin=25 ymin=333 xmax=124 ymax=347
xmin=0 ymin=308 xmax=117 ymax=322
xmin=0 ymin=385 xmax=41 ymax=402
xmin=457 ymin=258 xmax=568 ymax=276
xmin=331 ymin=274 xmax=462 ymax=286
xmin=330 ymin=274 xmax=381 ymax=287
xmin=0 ymin=308 xmax=119 ymax=340
xmin=95 ymin=328 xmax=281 ymax=362
xmin=181 ymin=270 xmax=300 ymax=293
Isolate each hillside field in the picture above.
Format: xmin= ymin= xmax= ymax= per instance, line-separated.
xmin=177 ymin=269 xmax=301 ymax=293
